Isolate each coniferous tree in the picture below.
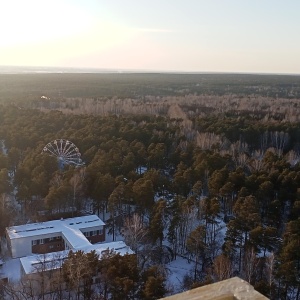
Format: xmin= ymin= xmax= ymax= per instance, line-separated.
xmin=62 ymin=250 xmax=99 ymax=300
xmin=149 ymin=199 xmax=166 ymax=247
xmin=98 ymin=252 xmax=139 ymax=300
xmin=276 ymin=218 xmax=300 ymax=299
xmin=187 ymin=225 xmax=206 ymax=281
xmin=140 ymin=265 xmax=167 ymax=300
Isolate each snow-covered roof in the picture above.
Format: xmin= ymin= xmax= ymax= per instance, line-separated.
xmin=20 ymin=241 xmax=134 ymax=275
xmin=6 ymin=215 xmax=105 ymax=240
xmin=62 ymin=226 xmax=91 ymax=248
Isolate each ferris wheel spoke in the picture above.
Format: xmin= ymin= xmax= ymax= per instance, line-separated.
xmin=65 ymin=153 xmax=79 ymax=159
xmin=64 ymin=147 xmax=79 ymax=157
xmin=66 ymin=151 xmax=78 ymax=156
xmin=47 ymin=143 xmax=60 ymax=156
xmin=64 ymin=158 xmax=78 ymax=163
xmin=63 ymin=143 xmax=75 ymax=156
xmin=45 ymin=148 xmax=59 ymax=157
xmin=52 ymin=140 xmax=61 ymax=156
xmin=42 ymin=139 xmax=84 ymax=168
xmin=59 ymin=140 xmax=64 ymax=154
xmin=67 ymin=153 xmax=80 ymax=159
xmin=48 ymin=145 xmax=60 ymax=156
xmin=64 ymin=158 xmax=81 ymax=165
xmin=62 ymin=139 xmax=69 ymax=153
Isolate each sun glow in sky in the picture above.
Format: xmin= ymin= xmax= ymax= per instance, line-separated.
xmin=1 ymin=0 xmax=299 ymax=73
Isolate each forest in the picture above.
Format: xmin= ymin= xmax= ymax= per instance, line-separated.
xmin=0 ymin=73 xmax=300 ymax=299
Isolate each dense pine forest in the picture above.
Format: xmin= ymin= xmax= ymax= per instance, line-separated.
xmin=0 ymin=73 xmax=300 ymax=299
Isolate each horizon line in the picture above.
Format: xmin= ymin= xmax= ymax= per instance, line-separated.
xmin=0 ymin=65 xmax=299 ymax=76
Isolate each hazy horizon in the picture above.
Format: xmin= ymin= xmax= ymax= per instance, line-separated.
xmin=0 ymin=65 xmax=299 ymax=76
xmin=1 ymin=1 xmax=299 ymax=74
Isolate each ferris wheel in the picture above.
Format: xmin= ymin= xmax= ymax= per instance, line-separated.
xmin=42 ymin=139 xmax=84 ymax=168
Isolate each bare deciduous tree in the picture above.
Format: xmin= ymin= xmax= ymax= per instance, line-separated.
xmin=270 ymin=131 xmax=289 ymax=156
xmin=121 ymin=213 xmax=148 ymax=254
xmin=213 ymin=254 xmax=232 ymax=281
xmin=69 ymin=167 xmax=86 ymax=213
xmin=265 ymin=252 xmax=275 ymax=298
xmin=242 ymin=247 xmax=259 ymax=284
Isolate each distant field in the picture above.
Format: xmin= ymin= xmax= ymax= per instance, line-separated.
xmin=0 ymin=73 xmax=300 ymax=102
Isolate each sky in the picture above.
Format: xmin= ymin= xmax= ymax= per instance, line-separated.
xmin=0 ymin=0 xmax=299 ymax=73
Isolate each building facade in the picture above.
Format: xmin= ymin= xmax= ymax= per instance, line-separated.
xmin=6 ymin=215 xmax=106 ymax=258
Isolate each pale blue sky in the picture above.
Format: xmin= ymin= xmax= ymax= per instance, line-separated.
xmin=0 ymin=0 xmax=299 ymax=73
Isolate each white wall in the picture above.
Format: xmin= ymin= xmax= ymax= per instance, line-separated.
xmin=10 ymin=237 xmax=32 ymax=258
xmin=10 ymin=232 xmax=62 ymax=258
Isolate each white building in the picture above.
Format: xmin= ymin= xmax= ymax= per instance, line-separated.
xmin=20 ymin=241 xmax=133 ymax=276
xmin=6 ymin=215 xmax=106 ymax=259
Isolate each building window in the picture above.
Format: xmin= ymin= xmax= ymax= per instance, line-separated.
xmin=32 ymin=240 xmax=37 ymax=246
xmin=40 ymin=239 xmax=44 ymax=244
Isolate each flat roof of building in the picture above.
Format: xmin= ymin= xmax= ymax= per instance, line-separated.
xmin=6 ymin=215 xmax=105 ymax=240
xmin=20 ymin=241 xmax=134 ymax=275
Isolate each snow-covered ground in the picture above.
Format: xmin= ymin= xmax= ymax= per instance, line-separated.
xmin=166 ymin=256 xmax=194 ymax=294
xmin=0 ymin=204 xmax=227 ymax=294
xmin=0 ymin=258 xmax=21 ymax=282
xmin=1 ymin=222 xmax=195 ymax=292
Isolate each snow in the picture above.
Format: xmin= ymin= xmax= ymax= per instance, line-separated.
xmin=2 ymin=216 xmax=211 ymax=294
xmin=0 ymin=240 xmax=132 ymax=280
xmin=136 ymin=166 xmax=148 ymax=174
xmin=2 ymin=210 xmax=227 ymax=290
xmin=20 ymin=241 xmax=133 ymax=275
xmin=166 ymin=256 xmax=194 ymax=294
xmin=0 ymin=250 xmax=194 ymax=289
xmin=0 ymin=258 xmax=21 ymax=282
xmin=62 ymin=226 xmax=91 ymax=248
xmin=6 ymin=215 xmax=105 ymax=240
